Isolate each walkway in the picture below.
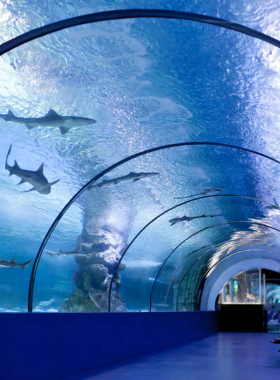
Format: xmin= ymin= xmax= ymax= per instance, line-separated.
xmin=69 ymin=333 xmax=280 ymax=380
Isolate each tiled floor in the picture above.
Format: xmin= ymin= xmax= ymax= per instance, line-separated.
xmin=70 ymin=333 xmax=280 ymax=380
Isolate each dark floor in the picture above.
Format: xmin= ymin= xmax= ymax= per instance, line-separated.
xmin=69 ymin=333 xmax=280 ymax=380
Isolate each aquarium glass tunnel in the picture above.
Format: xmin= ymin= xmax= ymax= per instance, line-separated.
xmin=0 ymin=1 xmax=280 ymax=313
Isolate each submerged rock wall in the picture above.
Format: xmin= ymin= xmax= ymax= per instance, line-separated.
xmin=60 ymin=219 xmax=127 ymax=312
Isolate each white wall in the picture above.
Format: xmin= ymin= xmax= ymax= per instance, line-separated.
xmin=200 ymin=249 xmax=280 ymax=311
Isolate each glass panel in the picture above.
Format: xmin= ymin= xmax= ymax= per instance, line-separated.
xmin=175 ymin=227 xmax=280 ymax=311
xmin=1 ymin=17 xmax=280 ymax=312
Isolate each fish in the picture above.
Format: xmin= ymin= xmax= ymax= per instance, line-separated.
xmin=0 ymin=257 xmax=33 ymax=269
xmin=88 ymin=288 xmax=102 ymax=309
xmin=5 ymin=144 xmax=60 ymax=194
xmin=266 ymin=198 xmax=280 ymax=210
xmin=161 ymin=268 xmax=180 ymax=304
xmin=88 ymin=171 xmax=160 ymax=189
xmin=169 ymin=214 xmax=222 ymax=226
xmin=0 ymin=109 xmax=96 ymax=135
xmin=46 ymin=248 xmax=85 ymax=257
xmin=174 ymin=187 xmax=223 ymax=200
xmin=46 ymin=235 xmax=85 ymax=257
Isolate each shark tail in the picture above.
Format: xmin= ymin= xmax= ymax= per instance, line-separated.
xmin=2 ymin=110 xmax=15 ymax=121
xmin=20 ymin=258 xmax=33 ymax=269
xmin=45 ymin=251 xmax=55 ymax=258
xmin=5 ymin=144 xmax=12 ymax=174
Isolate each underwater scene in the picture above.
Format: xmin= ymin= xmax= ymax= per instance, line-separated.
xmin=0 ymin=0 xmax=280 ymax=313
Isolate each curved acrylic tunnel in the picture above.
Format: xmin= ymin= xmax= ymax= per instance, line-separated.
xmin=151 ymin=223 xmax=280 ymax=311
xmin=0 ymin=10 xmax=280 ymax=312
xmin=32 ymin=145 xmax=280 ymax=312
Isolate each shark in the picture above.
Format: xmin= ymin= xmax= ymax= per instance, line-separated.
xmin=174 ymin=187 xmax=223 ymax=200
xmin=5 ymin=145 xmax=60 ymax=194
xmin=266 ymin=198 xmax=280 ymax=210
xmin=88 ymin=171 xmax=160 ymax=189
xmin=169 ymin=214 xmax=222 ymax=226
xmin=160 ymin=268 xmax=180 ymax=305
xmin=46 ymin=236 xmax=85 ymax=257
xmin=88 ymin=288 xmax=102 ymax=309
xmin=0 ymin=257 xmax=33 ymax=269
xmin=0 ymin=109 xmax=96 ymax=135
xmin=46 ymin=248 xmax=85 ymax=257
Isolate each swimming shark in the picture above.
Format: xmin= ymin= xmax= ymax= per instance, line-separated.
xmin=160 ymin=268 xmax=180 ymax=305
xmin=0 ymin=257 xmax=33 ymax=269
xmin=169 ymin=214 xmax=221 ymax=226
xmin=5 ymin=145 xmax=60 ymax=194
xmin=88 ymin=171 xmax=160 ymax=189
xmin=46 ymin=248 xmax=85 ymax=257
xmin=266 ymin=198 xmax=280 ymax=210
xmin=46 ymin=236 xmax=85 ymax=257
xmin=174 ymin=187 xmax=223 ymax=200
xmin=88 ymin=288 xmax=102 ymax=309
xmin=0 ymin=109 xmax=96 ymax=135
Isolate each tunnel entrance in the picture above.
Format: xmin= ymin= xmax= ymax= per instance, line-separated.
xmin=217 ymin=268 xmax=280 ymax=332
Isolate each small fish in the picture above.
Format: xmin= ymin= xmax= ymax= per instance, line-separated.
xmin=5 ymin=145 xmax=60 ymax=194
xmin=0 ymin=109 xmax=96 ymax=134
xmin=169 ymin=214 xmax=221 ymax=226
xmin=88 ymin=171 xmax=159 ymax=189
xmin=0 ymin=257 xmax=33 ymax=269
xmin=88 ymin=288 xmax=102 ymax=309
xmin=174 ymin=187 xmax=223 ymax=200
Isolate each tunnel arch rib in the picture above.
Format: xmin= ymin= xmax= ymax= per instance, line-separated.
xmin=1 ymin=9 xmax=280 ymax=58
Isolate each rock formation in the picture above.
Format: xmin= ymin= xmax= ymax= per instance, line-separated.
xmin=60 ymin=223 xmax=127 ymax=312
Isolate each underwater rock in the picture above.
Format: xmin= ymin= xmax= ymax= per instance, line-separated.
xmin=89 ymin=264 xmax=108 ymax=283
xmin=61 ymin=223 xmax=128 ymax=312
xmin=90 ymin=242 xmax=111 ymax=253
xmin=60 ymin=287 xmax=127 ymax=313
xmin=75 ymin=251 xmax=124 ymax=275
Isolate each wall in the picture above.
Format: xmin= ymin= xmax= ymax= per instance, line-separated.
xmin=0 ymin=311 xmax=218 ymax=380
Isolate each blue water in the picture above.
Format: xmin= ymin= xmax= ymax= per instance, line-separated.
xmin=0 ymin=0 xmax=280 ymax=312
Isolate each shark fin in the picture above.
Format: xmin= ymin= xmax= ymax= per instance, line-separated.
xmin=7 ymin=110 xmax=15 ymax=118
xmin=37 ymin=163 xmax=44 ymax=172
xmin=49 ymin=179 xmax=60 ymax=187
xmin=11 ymin=257 xmax=15 ymax=263
xmin=129 ymin=172 xmax=136 ymax=174
xmin=60 ymin=249 xmax=63 ymax=253
xmin=59 ymin=126 xmax=71 ymax=135
xmin=46 ymin=109 xmax=59 ymax=118
xmin=17 ymin=179 xmax=26 ymax=185
xmin=13 ymin=160 xmax=20 ymax=170
xmin=25 ymin=123 xmax=36 ymax=129
xmin=114 ymin=181 xmax=120 ymax=185
xmin=133 ymin=178 xmax=141 ymax=182
xmin=22 ymin=187 xmax=36 ymax=193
